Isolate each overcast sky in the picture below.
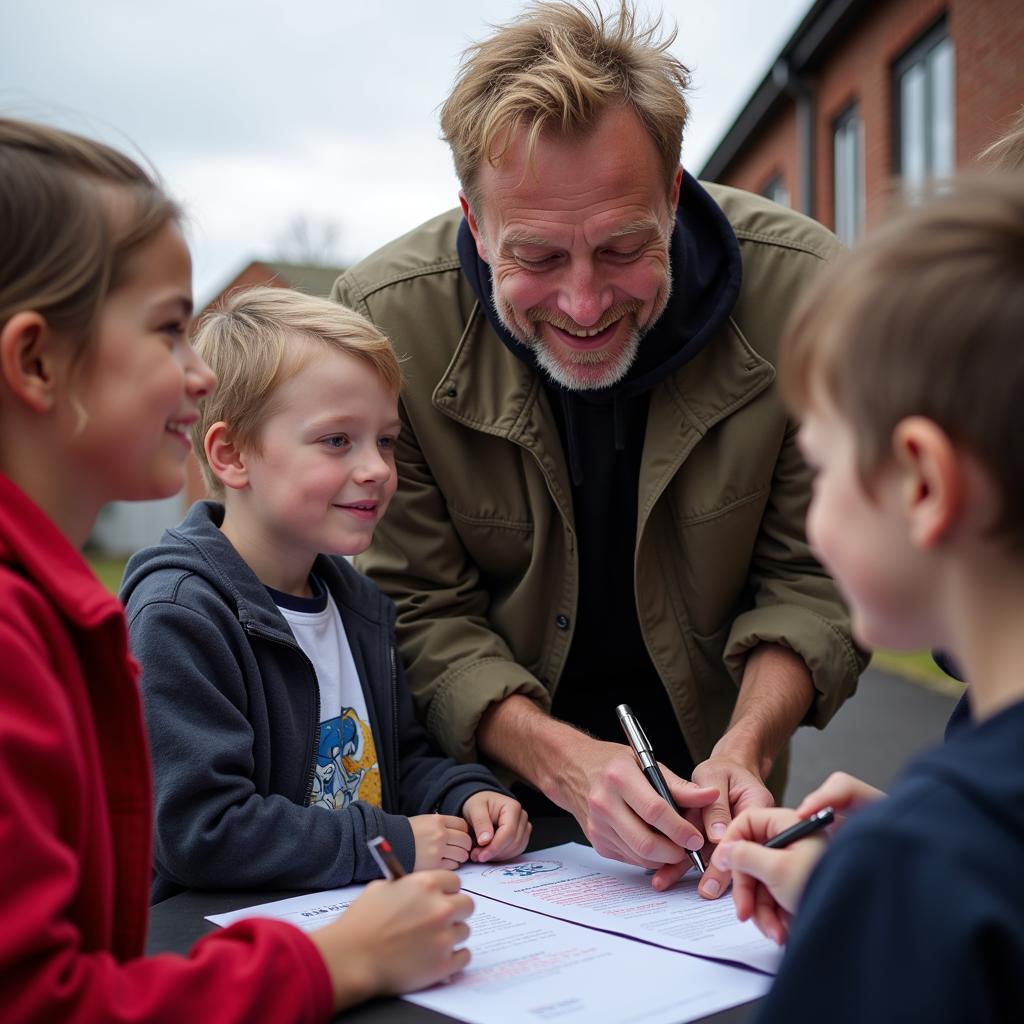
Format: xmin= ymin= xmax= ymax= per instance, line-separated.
xmin=2 ymin=1 xmax=812 ymax=305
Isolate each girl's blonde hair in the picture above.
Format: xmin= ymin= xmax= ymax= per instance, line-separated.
xmin=0 ymin=117 xmax=178 ymax=371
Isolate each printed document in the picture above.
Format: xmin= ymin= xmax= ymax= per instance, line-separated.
xmin=209 ymin=886 xmax=769 ymax=1024
xmin=459 ymin=843 xmax=781 ymax=974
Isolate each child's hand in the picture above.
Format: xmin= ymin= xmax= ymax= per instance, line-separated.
xmin=711 ymin=807 xmax=830 ymax=946
xmin=310 ymin=870 xmax=473 ymax=1011
xmin=462 ymin=791 xmax=532 ymax=863
xmin=410 ymin=814 xmax=472 ymax=870
xmin=796 ymin=771 xmax=884 ymax=823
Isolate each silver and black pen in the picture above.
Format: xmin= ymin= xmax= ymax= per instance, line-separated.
xmin=616 ymin=703 xmax=706 ymax=875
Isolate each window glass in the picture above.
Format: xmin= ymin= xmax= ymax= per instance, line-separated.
xmin=833 ymin=107 xmax=864 ymax=245
xmin=762 ymin=174 xmax=790 ymax=208
xmin=896 ymin=27 xmax=955 ymax=191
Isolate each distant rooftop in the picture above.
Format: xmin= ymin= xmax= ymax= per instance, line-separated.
xmin=698 ymin=0 xmax=873 ymax=182
xmin=256 ymin=260 xmax=347 ymax=298
xmin=199 ymin=258 xmax=347 ymax=314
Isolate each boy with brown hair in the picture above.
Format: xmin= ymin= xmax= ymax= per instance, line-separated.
xmin=122 ymin=287 xmax=529 ymax=903
xmin=711 ymin=175 xmax=1024 ymax=1022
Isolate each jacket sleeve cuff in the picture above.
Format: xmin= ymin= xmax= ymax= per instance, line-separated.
xmin=724 ymin=603 xmax=867 ymax=727
xmin=205 ymin=918 xmax=335 ymax=1022
xmin=374 ymin=811 xmax=417 ymax=873
xmin=437 ymin=777 xmax=513 ymax=818
xmin=426 ymin=657 xmax=550 ymax=762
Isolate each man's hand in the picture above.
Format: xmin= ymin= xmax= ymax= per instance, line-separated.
xmin=552 ymin=733 xmax=719 ymax=870
xmin=653 ymin=643 xmax=814 ymax=898
xmin=650 ymin=752 xmax=772 ymax=894
xmin=462 ymin=790 xmax=532 ymax=863
xmin=710 ymin=806 xmax=830 ymax=945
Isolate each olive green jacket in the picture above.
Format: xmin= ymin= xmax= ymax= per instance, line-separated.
xmin=333 ymin=184 xmax=865 ymax=783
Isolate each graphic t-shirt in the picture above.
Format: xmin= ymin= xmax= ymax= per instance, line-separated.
xmin=269 ymin=577 xmax=382 ymax=809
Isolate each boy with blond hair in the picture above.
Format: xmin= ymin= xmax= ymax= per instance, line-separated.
xmin=122 ymin=287 xmax=529 ymax=902
xmin=710 ymin=176 xmax=1024 ymax=1022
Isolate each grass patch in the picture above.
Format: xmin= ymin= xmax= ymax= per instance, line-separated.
xmin=870 ymin=649 xmax=966 ymax=696
xmin=86 ymin=552 xmax=129 ymax=595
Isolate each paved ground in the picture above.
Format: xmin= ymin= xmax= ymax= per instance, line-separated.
xmin=784 ymin=667 xmax=962 ymax=804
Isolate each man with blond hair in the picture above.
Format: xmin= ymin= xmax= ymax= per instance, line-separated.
xmin=333 ymin=0 xmax=864 ymax=898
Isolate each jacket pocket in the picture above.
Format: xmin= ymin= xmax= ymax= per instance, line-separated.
xmin=669 ymin=488 xmax=768 ymax=638
xmin=447 ymin=505 xmax=535 ymax=580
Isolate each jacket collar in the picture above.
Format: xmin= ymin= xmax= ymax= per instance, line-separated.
xmin=120 ymin=500 xmax=389 ymax=641
xmin=433 ymin=298 xmax=775 ymax=486
xmin=456 ymin=171 xmax=743 ymax=399
xmin=641 ymin=317 xmax=775 ymax=508
xmin=0 ymin=472 xmax=124 ymax=630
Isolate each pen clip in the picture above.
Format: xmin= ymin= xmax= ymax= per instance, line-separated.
xmin=615 ymin=703 xmax=654 ymax=762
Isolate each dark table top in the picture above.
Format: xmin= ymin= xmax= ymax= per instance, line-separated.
xmin=146 ymin=816 xmax=762 ymax=1024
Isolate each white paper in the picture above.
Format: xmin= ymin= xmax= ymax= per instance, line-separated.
xmin=207 ymin=887 xmax=359 ymax=931
xmin=209 ymin=886 xmax=769 ymax=1024
xmin=406 ymin=895 xmax=768 ymax=1023
xmin=458 ymin=843 xmax=781 ymax=975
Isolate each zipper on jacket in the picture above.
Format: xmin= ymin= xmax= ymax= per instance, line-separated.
xmin=245 ymin=623 xmax=321 ymax=806
xmin=389 ymin=643 xmax=401 ymax=805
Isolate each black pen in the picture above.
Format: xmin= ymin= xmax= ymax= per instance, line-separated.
xmin=367 ymin=835 xmax=407 ymax=879
xmin=615 ymin=703 xmax=706 ymax=875
xmin=763 ymin=807 xmax=835 ymax=849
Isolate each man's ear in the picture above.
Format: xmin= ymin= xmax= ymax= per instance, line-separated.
xmin=459 ymin=190 xmax=489 ymax=263
xmin=892 ymin=416 xmax=961 ymax=549
xmin=204 ymin=422 xmax=249 ymax=491
xmin=0 ymin=311 xmax=63 ymax=413
xmin=670 ymin=164 xmax=683 ymax=212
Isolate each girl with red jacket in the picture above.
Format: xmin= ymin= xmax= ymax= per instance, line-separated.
xmin=0 ymin=116 xmax=472 ymax=1023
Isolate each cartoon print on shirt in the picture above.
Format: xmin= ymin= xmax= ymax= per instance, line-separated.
xmin=312 ymin=707 xmax=381 ymax=809
xmin=311 ymin=761 xmax=336 ymax=808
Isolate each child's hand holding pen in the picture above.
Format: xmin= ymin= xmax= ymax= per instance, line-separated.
xmin=711 ymin=806 xmax=834 ymax=945
xmin=315 ymin=846 xmax=473 ymax=1007
xmin=712 ymin=771 xmax=886 ymax=944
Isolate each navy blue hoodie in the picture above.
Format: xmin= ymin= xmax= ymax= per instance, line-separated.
xmin=759 ymin=699 xmax=1024 ymax=1023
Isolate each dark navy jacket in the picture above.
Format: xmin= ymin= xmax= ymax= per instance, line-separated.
xmin=121 ymin=502 xmax=507 ymax=903
xmin=758 ymin=699 xmax=1024 ymax=1023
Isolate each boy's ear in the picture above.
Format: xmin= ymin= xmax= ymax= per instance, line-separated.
xmin=0 ymin=312 xmax=63 ymax=413
xmin=204 ymin=422 xmax=249 ymax=491
xmin=892 ymin=416 xmax=961 ymax=549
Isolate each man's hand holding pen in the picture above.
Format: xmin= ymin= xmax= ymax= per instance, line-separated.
xmin=615 ymin=704 xmax=778 ymax=898
xmin=548 ymin=729 xmax=719 ymax=875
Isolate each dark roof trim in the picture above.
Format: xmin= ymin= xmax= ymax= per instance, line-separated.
xmin=698 ymin=0 xmax=873 ymax=181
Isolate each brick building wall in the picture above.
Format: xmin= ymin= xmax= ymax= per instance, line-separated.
xmin=709 ymin=103 xmax=801 ymax=209
xmin=954 ymin=0 xmax=1024 ymax=165
xmin=709 ymin=0 xmax=1023 ymax=233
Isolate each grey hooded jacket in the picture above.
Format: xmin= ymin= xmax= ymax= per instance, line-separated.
xmin=121 ymin=501 xmax=508 ymax=903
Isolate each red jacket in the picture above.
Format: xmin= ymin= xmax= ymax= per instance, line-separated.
xmin=0 ymin=473 xmax=333 ymax=1023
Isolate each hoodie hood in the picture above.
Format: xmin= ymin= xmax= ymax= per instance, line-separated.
xmin=120 ymin=501 xmax=277 ymax=634
xmin=457 ymin=171 xmax=742 ymax=483
xmin=120 ymin=501 xmax=383 ymax=641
